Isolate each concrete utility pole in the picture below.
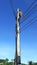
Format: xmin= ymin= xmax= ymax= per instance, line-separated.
xmin=14 ymin=8 xmax=22 ymax=65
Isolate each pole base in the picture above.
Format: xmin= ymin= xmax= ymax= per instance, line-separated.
xmin=14 ymin=56 xmax=21 ymax=65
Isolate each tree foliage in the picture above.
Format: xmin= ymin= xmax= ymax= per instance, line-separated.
xmin=0 ymin=59 xmax=37 ymax=65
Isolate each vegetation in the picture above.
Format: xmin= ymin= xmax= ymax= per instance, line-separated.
xmin=0 ymin=59 xmax=37 ymax=65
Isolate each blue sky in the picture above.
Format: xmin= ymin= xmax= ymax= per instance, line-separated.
xmin=0 ymin=0 xmax=37 ymax=64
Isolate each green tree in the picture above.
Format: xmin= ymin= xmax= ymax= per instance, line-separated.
xmin=33 ymin=63 xmax=37 ymax=65
xmin=28 ymin=61 xmax=32 ymax=65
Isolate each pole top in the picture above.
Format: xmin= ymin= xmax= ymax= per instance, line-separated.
xmin=17 ymin=8 xmax=23 ymax=17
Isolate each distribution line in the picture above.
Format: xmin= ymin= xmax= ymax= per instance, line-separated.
xmin=10 ymin=0 xmax=16 ymax=20
xmin=20 ymin=4 xmax=37 ymax=24
xmin=23 ymin=0 xmax=37 ymax=15
xmin=20 ymin=7 xmax=37 ymax=28
xmin=20 ymin=16 xmax=37 ymax=33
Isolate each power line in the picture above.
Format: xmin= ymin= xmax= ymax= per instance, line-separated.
xmin=23 ymin=0 xmax=37 ymax=15
xmin=20 ymin=16 xmax=37 ymax=33
xmin=21 ymin=15 xmax=37 ymax=29
xmin=20 ymin=0 xmax=37 ymax=24
xmin=20 ymin=8 xmax=37 ymax=28
xmin=10 ymin=0 xmax=16 ymax=20
xmin=20 ymin=4 xmax=37 ymax=24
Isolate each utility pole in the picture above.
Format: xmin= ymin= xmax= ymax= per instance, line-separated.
xmin=14 ymin=8 xmax=22 ymax=65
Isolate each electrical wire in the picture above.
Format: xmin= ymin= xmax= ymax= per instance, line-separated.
xmin=21 ymin=16 xmax=37 ymax=29
xmin=23 ymin=0 xmax=37 ymax=15
xmin=9 ymin=0 xmax=16 ymax=20
xmin=20 ymin=0 xmax=37 ymax=23
xmin=20 ymin=8 xmax=37 ymax=28
xmin=20 ymin=4 xmax=37 ymax=24
xmin=20 ymin=16 xmax=37 ymax=33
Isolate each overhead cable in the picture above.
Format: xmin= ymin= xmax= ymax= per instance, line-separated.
xmin=20 ymin=16 xmax=37 ymax=33
xmin=20 ymin=4 xmax=37 ymax=24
